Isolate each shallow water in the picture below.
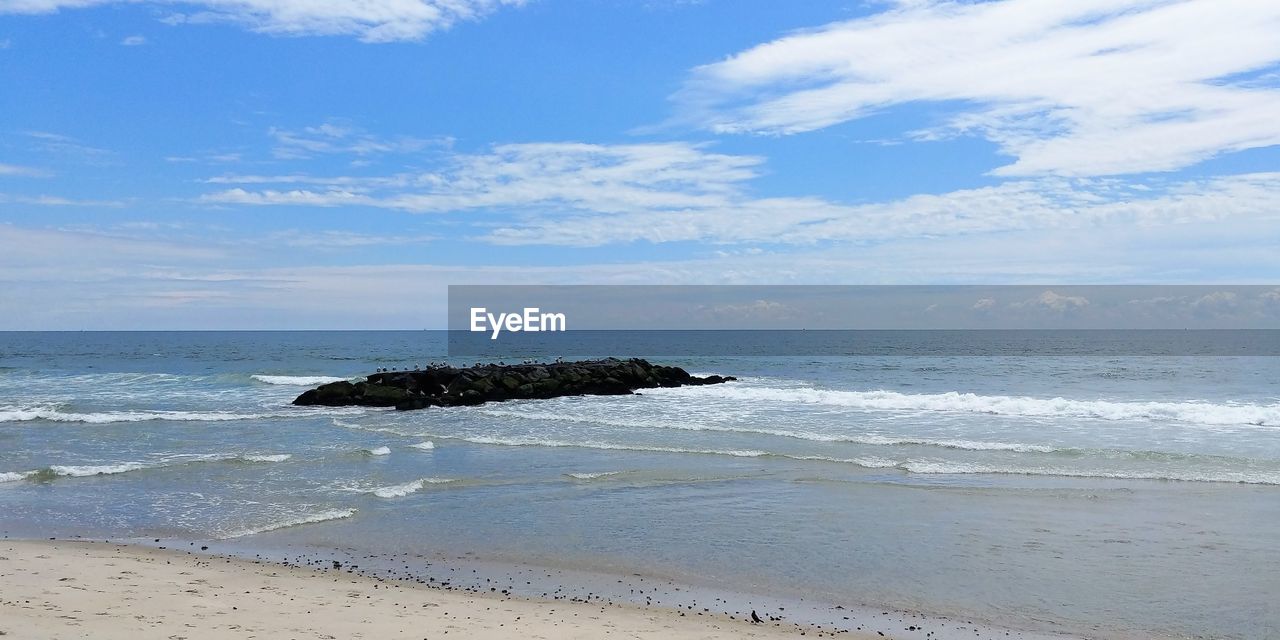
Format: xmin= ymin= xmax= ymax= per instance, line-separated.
xmin=1 ymin=331 xmax=1277 ymax=638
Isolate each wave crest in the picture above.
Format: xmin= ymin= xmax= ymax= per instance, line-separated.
xmin=252 ymin=375 xmax=347 ymax=386
xmin=370 ymin=477 xmax=455 ymax=498
xmin=1 ymin=406 xmax=282 ymax=424
xmin=566 ymin=471 xmax=621 ymax=480
xmin=2 ymin=452 xmax=292 ymax=483
xmin=897 ymin=460 xmax=1280 ymax=485
xmin=222 ymin=508 xmax=357 ymax=538
xmin=648 ymin=386 xmax=1280 ymax=427
xmin=479 ymin=408 xmax=1059 ymax=453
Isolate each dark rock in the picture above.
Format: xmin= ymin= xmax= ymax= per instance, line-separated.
xmin=292 ymin=358 xmax=734 ymax=411
xmin=293 ymin=380 xmax=356 ymax=406
xmin=356 ymin=383 xmax=410 ymax=407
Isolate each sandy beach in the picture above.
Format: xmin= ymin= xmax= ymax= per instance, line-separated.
xmin=0 ymin=539 xmax=845 ymax=640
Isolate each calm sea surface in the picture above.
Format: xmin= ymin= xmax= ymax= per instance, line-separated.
xmin=1 ymin=331 xmax=1277 ymax=638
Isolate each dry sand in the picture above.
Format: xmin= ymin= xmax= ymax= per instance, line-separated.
xmin=0 ymin=539 xmax=850 ymax=639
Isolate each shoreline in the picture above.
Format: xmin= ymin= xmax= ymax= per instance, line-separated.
xmin=1 ymin=538 xmax=827 ymax=639
xmin=0 ymin=537 xmax=1095 ymax=640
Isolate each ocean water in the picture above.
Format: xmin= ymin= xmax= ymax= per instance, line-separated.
xmin=1 ymin=331 xmax=1277 ymax=638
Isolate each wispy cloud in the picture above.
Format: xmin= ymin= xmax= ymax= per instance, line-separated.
xmin=0 ymin=162 xmax=52 ymax=178
xmin=677 ymin=0 xmax=1280 ymax=176
xmin=120 ymin=34 xmax=146 ymax=46
xmin=166 ymin=152 xmax=243 ymax=164
xmin=198 ymin=136 xmax=1280 ymax=247
xmin=0 ymin=193 xmax=126 ymax=207
xmin=202 ymin=141 xmax=764 ymax=214
xmin=263 ymin=230 xmax=436 ymax=248
xmin=483 ymin=172 xmax=1280 ymax=246
xmin=1 ymin=0 xmax=524 ymax=42
xmin=1012 ymin=290 xmax=1089 ymax=312
xmin=24 ymin=131 xmax=115 ymax=164
xmin=269 ymin=122 xmax=449 ymax=160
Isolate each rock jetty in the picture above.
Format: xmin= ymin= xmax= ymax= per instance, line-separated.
xmin=293 ymin=358 xmax=735 ymax=411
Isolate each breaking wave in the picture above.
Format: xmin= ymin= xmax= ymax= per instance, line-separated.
xmin=645 ymin=386 xmax=1280 ymax=427
xmin=47 ymin=463 xmax=150 ymax=477
xmin=0 ymin=405 xmax=354 ymax=425
xmin=0 ymin=406 xmax=271 ymax=424
xmin=221 ymin=508 xmax=357 ymax=538
xmin=478 ymin=408 xmax=1059 ymax=453
xmin=566 ymin=471 xmax=622 ymax=480
xmin=369 ymin=477 xmax=456 ymax=498
xmin=462 ymin=435 xmax=766 ymax=458
xmin=450 ymin=435 xmax=1280 ymax=484
xmin=897 ymin=460 xmax=1280 ymax=485
xmin=240 ymin=454 xmax=292 ymax=463
xmin=0 ymin=452 xmax=292 ymax=483
xmin=252 ymin=375 xmax=348 ymax=386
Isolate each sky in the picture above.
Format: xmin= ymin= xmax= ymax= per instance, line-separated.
xmin=1 ymin=0 xmax=1279 ymax=329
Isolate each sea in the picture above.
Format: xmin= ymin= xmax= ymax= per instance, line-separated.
xmin=1 ymin=331 xmax=1277 ymax=639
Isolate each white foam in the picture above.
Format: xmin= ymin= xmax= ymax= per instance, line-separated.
xmin=252 ymin=375 xmax=347 ymax=386
xmin=222 ymin=508 xmax=357 ymax=538
xmin=48 ymin=463 xmax=148 ymax=477
xmin=0 ymin=406 xmax=283 ymax=424
xmin=0 ymin=471 xmax=33 ymax=483
xmin=649 ymin=386 xmax=1280 ymax=427
xmin=567 ymin=471 xmax=621 ymax=480
xmin=15 ymin=452 xmax=292 ymax=481
xmin=792 ymin=455 xmax=900 ymax=468
xmin=898 ymin=460 xmax=1280 ymax=485
xmin=330 ymin=418 xmax=408 ymax=436
xmin=854 ymin=436 xmax=1057 ymax=453
xmin=365 ymin=446 xmax=391 ymax=456
xmin=479 ymin=408 xmax=1059 ymax=453
xmin=241 ymin=454 xmax=292 ymax=463
xmin=463 ymin=435 xmax=766 ymax=458
xmin=409 ymin=441 xmax=436 ymax=451
xmin=370 ymin=477 xmax=455 ymax=498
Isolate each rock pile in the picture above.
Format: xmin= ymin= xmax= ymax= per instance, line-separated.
xmin=293 ymin=358 xmax=734 ymax=411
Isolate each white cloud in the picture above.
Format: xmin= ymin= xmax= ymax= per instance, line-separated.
xmin=0 ymin=193 xmax=126 ymax=207
xmin=269 ymin=122 xmax=449 ymax=159
xmin=166 ymin=152 xmax=242 ymax=164
xmin=120 ymin=34 xmax=146 ymax=45
xmin=203 ymin=141 xmax=764 ymax=215
xmin=199 ymin=136 xmax=1280 ymax=247
xmin=1191 ymin=291 xmax=1237 ymax=309
xmin=0 ymin=223 xmax=226 ymax=274
xmin=1013 ymin=290 xmax=1089 ymax=312
xmin=479 ymin=172 xmax=1280 ymax=247
xmin=694 ymin=299 xmax=796 ymax=324
xmin=24 ymin=130 xmax=114 ymax=163
xmin=679 ymin=0 xmax=1280 ymax=176
xmin=2 ymin=0 xmax=524 ymax=42
xmin=0 ymin=162 xmax=52 ymax=177
xmin=264 ymin=230 xmax=436 ymax=248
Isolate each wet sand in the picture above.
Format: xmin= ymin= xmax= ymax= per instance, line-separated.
xmin=0 ymin=539 xmax=849 ymax=639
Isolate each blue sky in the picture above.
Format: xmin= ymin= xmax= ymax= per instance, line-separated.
xmin=2 ymin=0 xmax=1279 ymax=329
